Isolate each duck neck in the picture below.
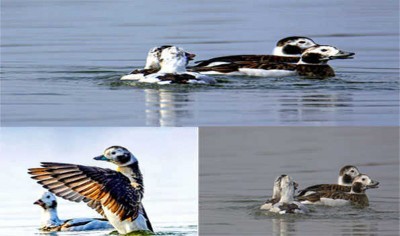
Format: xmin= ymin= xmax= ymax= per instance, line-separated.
xmin=339 ymin=174 xmax=353 ymax=186
xmin=118 ymin=162 xmax=144 ymax=195
xmin=298 ymin=53 xmax=327 ymax=65
xmin=279 ymin=187 xmax=294 ymax=203
xmin=159 ymin=58 xmax=187 ymax=73
xmin=350 ymin=182 xmax=365 ymax=194
xmin=41 ymin=207 xmax=62 ymax=227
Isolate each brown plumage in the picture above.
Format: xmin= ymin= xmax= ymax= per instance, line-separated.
xmin=297 ymin=190 xmax=369 ymax=208
xmin=297 ymin=184 xmax=351 ymax=197
xmin=193 ymin=55 xmax=299 ymax=67
xmin=28 ymin=162 xmax=142 ymax=222
xmin=129 ymin=68 xmax=159 ymax=76
xmin=191 ymin=61 xmax=335 ymax=78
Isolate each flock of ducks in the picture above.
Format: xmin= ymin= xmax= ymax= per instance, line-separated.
xmin=260 ymin=165 xmax=379 ymax=214
xmin=120 ymin=36 xmax=355 ymax=84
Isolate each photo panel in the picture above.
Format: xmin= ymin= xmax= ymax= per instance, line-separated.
xmin=199 ymin=127 xmax=399 ymax=235
xmin=0 ymin=127 xmax=198 ymax=235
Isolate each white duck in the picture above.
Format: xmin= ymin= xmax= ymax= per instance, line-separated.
xmin=34 ymin=191 xmax=113 ymax=232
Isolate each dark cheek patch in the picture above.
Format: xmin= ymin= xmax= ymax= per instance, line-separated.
xmin=50 ymin=200 xmax=57 ymax=209
xmin=118 ymin=154 xmax=131 ymax=164
xmin=343 ymin=174 xmax=352 ymax=184
xmin=282 ymin=45 xmax=302 ymax=55
xmin=301 ymin=53 xmax=323 ymax=64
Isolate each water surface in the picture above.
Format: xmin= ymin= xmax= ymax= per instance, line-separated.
xmin=1 ymin=0 xmax=399 ymax=126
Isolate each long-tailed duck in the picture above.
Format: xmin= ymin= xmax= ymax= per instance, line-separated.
xmin=34 ymin=191 xmax=113 ymax=232
xmin=28 ymin=146 xmax=154 ymax=234
xmin=260 ymin=174 xmax=299 ymax=210
xmin=297 ymin=174 xmax=379 ymax=207
xmin=268 ymin=175 xmax=308 ymax=214
xmin=297 ymin=165 xmax=360 ymax=197
xmin=191 ymin=45 xmax=355 ymax=78
xmin=138 ymin=46 xmax=216 ymax=84
xmin=120 ymin=45 xmax=196 ymax=81
xmin=192 ymin=36 xmax=317 ymax=68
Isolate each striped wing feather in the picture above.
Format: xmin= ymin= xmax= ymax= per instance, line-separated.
xmin=194 ymin=55 xmax=299 ymax=67
xmin=28 ymin=162 xmax=141 ymax=221
xmin=297 ymin=184 xmax=351 ymax=197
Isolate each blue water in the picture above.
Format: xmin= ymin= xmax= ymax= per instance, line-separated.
xmin=1 ymin=0 xmax=399 ymax=126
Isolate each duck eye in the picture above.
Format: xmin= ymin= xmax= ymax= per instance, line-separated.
xmin=362 ymin=178 xmax=366 ymax=181
xmin=46 ymin=195 xmax=50 ymax=199
xmin=111 ymin=151 xmax=116 ymax=155
xmin=299 ymin=41 xmax=306 ymax=44
xmin=350 ymin=170 xmax=354 ymax=172
xmin=321 ymin=49 xmax=328 ymax=52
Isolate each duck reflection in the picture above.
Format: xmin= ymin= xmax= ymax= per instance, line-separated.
xmin=271 ymin=218 xmax=296 ymax=236
xmin=144 ymin=88 xmax=192 ymax=126
xmin=278 ymin=92 xmax=353 ymax=122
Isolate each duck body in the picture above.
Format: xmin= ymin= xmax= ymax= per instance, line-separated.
xmin=34 ymin=192 xmax=113 ymax=232
xmin=263 ymin=175 xmax=308 ymax=214
xmin=192 ymin=45 xmax=353 ymax=78
xmin=138 ymin=46 xmax=215 ymax=84
xmin=297 ymin=165 xmax=360 ymax=197
xmin=29 ymin=146 xmax=154 ymax=235
xmin=298 ymin=174 xmax=379 ymax=208
xmin=121 ymin=45 xmax=195 ymax=81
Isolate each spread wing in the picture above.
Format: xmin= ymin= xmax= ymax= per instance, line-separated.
xmin=194 ymin=55 xmax=299 ymax=67
xmin=28 ymin=162 xmax=142 ymax=222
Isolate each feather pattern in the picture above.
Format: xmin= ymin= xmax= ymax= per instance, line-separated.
xmin=28 ymin=162 xmax=142 ymax=221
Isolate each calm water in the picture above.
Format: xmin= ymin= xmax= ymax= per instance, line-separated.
xmin=199 ymin=127 xmax=399 ymax=235
xmin=0 ymin=128 xmax=198 ymax=236
xmin=1 ymin=0 xmax=399 ymax=126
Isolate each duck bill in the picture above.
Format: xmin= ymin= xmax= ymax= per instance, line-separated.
xmin=93 ymin=155 xmax=109 ymax=161
xmin=294 ymin=181 xmax=299 ymax=190
xmin=186 ymin=52 xmax=196 ymax=61
xmin=33 ymin=199 xmax=45 ymax=208
xmin=329 ymin=50 xmax=355 ymax=60
xmin=367 ymin=180 xmax=379 ymax=189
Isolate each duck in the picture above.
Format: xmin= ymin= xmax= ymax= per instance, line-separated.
xmin=297 ymin=174 xmax=379 ymax=207
xmin=192 ymin=36 xmax=317 ymax=68
xmin=297 ymin=165 xmax=360 ymax=197
xmin=268 ymin=175 xmax=308 ymax=214
xmin=138 ymin=46 xmax=216 ymax=84
xmin=260 ymin=174 xmax=299 ymax=210
xmin=190 ymin=45 xmax=355 ymax=78
xmin=34 ymin=191 xmax=113 ymax=232
xmin=120 ymin=45 xmax=196 ymax=81
xmin=28 ymin=146 xmax=154 ymax=235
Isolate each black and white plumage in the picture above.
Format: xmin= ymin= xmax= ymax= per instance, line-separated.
xmin=138 ymin=46 xmax=216 ymax=84
xmin=34 ymin=191 xmax=112 ymax=232
xmin=28 ymin=146 xmax=153 ymax=234
xmin=297 ymin=174 xmax=379 ymax=207
xmin=267 ymin=175 xmax=308 ymax=214
xmin=260 ymin=174 xmax=299 ymax=210
xmin=192 ymin=36 xmax=317 ymax=69
xmin=120 ymin=45 xmax=196 ymax=81
xmin=297 ymin=165 xmax=360 ymax=197
xmin=191 ymin=45 xmax=355 ymax=78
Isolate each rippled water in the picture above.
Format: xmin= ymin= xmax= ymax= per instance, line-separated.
xmin=199 ymin=127 xmax=399 ymax=235
xmin=1 ymin=0 xmax=399 ymax=126
xmin=0 ymin=128 xmax=198 ymax=236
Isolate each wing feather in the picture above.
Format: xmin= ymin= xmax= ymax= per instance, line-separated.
xmin=28 ymin=162 xmax=141 ymax=221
